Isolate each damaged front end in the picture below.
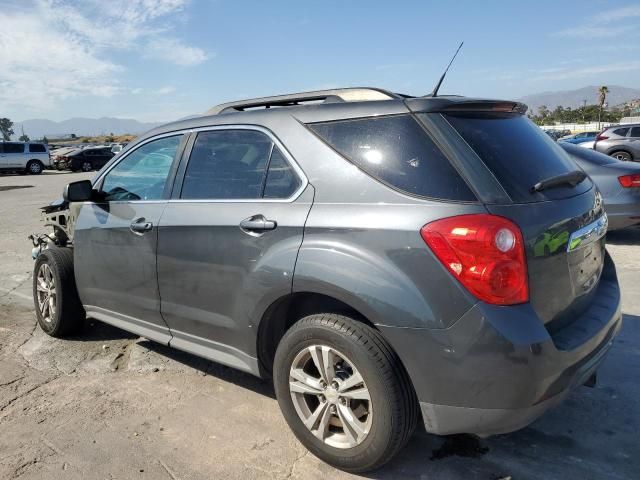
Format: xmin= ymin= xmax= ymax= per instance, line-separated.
xmin=29 ymin=198 xmax=80 ymax=259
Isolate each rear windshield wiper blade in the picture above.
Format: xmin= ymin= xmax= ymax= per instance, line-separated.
xmin=530 ymin=170 xmax=587 ymax=193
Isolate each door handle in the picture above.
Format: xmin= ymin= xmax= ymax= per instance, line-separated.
xmin=239 ymin=215 xmax=277 ymax=233
xmin=130 ymin=217 xmax=153 ymax=234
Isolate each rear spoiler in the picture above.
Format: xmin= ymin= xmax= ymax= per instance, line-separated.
xmin=405 ymin=97 xmax=528 ymax=115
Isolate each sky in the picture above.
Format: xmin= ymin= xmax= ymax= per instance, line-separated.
xmin=0 ymin=0 xmax=639 ymax=122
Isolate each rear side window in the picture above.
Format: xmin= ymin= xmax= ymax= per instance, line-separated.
xmin=263 ymin=147 xmax=302 ymax=198
xmin=612 ymin=128 xmax=629 ymax=136
xmin=181 ymin=130 xmax=272 ymax=200
xmin=630 ymin=126 xmax=640 ymax=138
xmin=3 ymin=143 xmax=25 ymax=153
xmin=309 ymin=115 xmax=476 ymax=201
xmin=29 ymin=143 xmax=46 ymax=153
xmin=444 ymin=113 xmax=591 ymax=202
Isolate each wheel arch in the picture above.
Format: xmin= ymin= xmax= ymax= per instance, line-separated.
xmin=257 ymin=291 xmax=376 ymax=378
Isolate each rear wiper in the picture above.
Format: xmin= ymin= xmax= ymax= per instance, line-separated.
xmin=530 ymin=170 xmax=587 ymax=193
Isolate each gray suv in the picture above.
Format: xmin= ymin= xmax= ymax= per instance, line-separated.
xmin=594 ymin=123 xmax=640 ymax=161
xmin=31 ymin=88 xmax=622 ymax=472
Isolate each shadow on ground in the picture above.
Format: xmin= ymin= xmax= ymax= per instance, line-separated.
xmin=607 ymin=226 xmax=640 ymax=245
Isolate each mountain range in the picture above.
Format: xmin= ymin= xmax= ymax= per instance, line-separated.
xmin=14 ymin=117 xmax=162 ymax=140
xmin=517 ymin=85 xmax=640 ymax=114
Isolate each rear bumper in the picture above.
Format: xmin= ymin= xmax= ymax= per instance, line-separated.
xmin=379 ymin=252 xmax=622 ymax=436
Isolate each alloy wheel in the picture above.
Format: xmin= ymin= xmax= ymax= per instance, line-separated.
xmin=36 ymin=263 xmax=56 ymax=323
xmin=289 ymin=345 xmax=372 ymax=449
xmin=82 ymin=161 xmax=93 ymax=172
xmin=29 ymin=162 xmax=42 ymax=174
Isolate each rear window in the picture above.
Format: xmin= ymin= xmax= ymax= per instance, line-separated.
xmin=308 ymin=115 xmax=476 ymax=201
xmin=29 ymin=143 xmax=46 ymax=153
xmin=444 ymin=113 xmax=591 ymax=202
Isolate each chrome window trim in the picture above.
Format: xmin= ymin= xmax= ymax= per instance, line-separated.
xmin=94 ymin=125 xmax=309 ymax=204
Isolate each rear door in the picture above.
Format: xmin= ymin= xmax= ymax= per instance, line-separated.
xmin=74 ymin=134 xmax=186 ymax=343
xmin=156 ymin=127 xmax=312 ymax=370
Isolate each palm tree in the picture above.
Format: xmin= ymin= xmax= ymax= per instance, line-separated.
xmin=598 ymin=86 xmax=609 ymax=129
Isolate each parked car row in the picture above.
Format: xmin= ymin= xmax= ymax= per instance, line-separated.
xmin=52 ymin=146 xmax=116 ymax=171
xmin=0 ymin=141 xmax=51 ymax=174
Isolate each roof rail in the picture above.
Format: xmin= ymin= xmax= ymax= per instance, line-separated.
xmin=206 ymin=87 xmax=401 ymax=115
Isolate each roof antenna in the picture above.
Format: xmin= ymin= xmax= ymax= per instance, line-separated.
xmin=429 ymin=41 xmax=464 ymax=97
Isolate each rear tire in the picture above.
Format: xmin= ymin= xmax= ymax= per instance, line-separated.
xmin=81 ymin=160 xmax=93 ymax=172
xmin=33 ymin=247 xmax=85 ymax=337
xmin=273 ymin=314 xmax=418 ymax=473
xmin=610 ymin=150 xmax=633 ymax=162
xmin=26 ymin=160 xmax=43 ymax=175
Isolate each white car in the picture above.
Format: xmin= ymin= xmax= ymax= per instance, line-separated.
xmin=0 ymin=141 xmax=51 ymax=174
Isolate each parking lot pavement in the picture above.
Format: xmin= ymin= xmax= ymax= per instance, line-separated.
xmin=1 ymin=172 xmax=638 ymax=480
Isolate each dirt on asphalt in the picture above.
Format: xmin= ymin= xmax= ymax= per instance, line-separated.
xmin=1 ymin=171 xmax=639 ymax=480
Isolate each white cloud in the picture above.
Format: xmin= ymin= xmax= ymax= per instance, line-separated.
xmin=533 ymin=61 xmax=640 ymax=81
xmin=144 ymin=38 xmax=209 ymax=66
xmin=0 ymin=0 xmax=209 ymax=116
xmin=0 ymin=10 xmax=120 ymax=112
xmin=554 ymin=5 xmax=640 ymax=38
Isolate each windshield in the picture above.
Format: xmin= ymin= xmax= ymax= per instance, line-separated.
xmin=442 ymin=113 xmax=592 ymax=202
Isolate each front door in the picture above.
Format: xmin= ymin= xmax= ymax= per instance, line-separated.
xmin=156 ymin=128 xmax=312 ymax=372
xmin=73 ymin=134 xmax=185 ymax=343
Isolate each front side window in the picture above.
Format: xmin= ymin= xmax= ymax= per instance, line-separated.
xmin=181 ymin=129 xmax=301 ymax=200
xmin=101 ymin=135 xmax=182 ymax=201
xmin=29 ymin=144 xmax=46 ymax=153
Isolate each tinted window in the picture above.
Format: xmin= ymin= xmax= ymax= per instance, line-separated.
xmin=29 ymin=143 xmax=46 ymax=153
xmin=309 ymin=115 xmax=476 ymax=201
xmin=263 ymin=147 xmax=302 ymax=198
xmin=101 ymin=135 xmax=181 ymax=201
xmin=444 ymin=113 xmax=591 ymax=202
xmin=630 ymin=127 xmax=640 ymax=138
xmin=181 ymin=130 xmax=272 ymax=200
xmin=3 ymin=143 xmax=25 ymax=154
xmin=612 ymin=128 xmax=629 ymax=136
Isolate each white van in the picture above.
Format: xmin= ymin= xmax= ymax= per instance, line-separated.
xmin=0 ymin=142 xmax=52 ymax=174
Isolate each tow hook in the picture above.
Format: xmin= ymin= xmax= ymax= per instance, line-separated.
xmin=583 ymin=372 xmax=597 ymax=388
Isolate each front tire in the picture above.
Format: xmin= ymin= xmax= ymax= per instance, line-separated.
xmin=81 ymin=160 xmax=93 ymax=172
xmin=33 ymin=247 xmax=85 ymax=337
xmin=273 ymin=314 xmax=418 ymax=473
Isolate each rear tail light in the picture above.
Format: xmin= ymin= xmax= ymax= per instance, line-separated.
xmin=420 ymin=214 xmax=528 ymax=305
xmin=595 ymin=134 xmax=609 ymax=141
xmin=618 ymin=174 xmax=640 ymax=188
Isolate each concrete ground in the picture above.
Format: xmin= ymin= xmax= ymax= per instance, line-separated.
xmin=1 ymin=171 xmax=638 ymax=480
